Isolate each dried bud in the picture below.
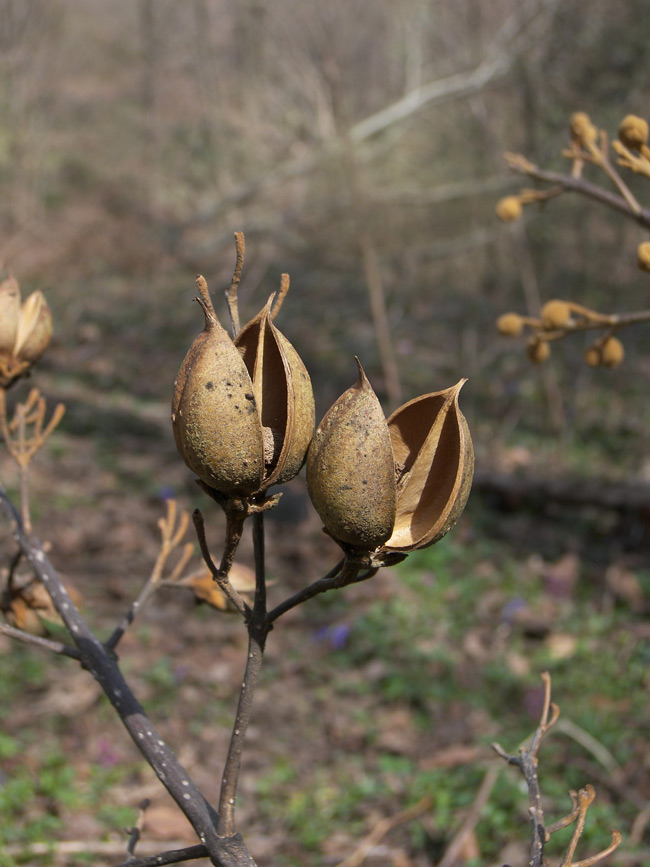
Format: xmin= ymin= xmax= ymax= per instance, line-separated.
xmin=306 ymin=361 xmax=473 ymax=557
xmin=584 ymin=345 xmax=602 ymax=367
xmin=637 ymin=241 xmax=650 ymax=272
xmin=540 ymin=300 xmax=571 ymax=330
xmin=172 ymin=280 xmax=314 ymax=497
xmin=570 ymin=112 xmax=598 ymax=147
xmin=496 ymin=196 xmax=523 ymax=222
xmin=527 ymin=339 xmax=550 ymax=364
xmin=601 ymin=336 xmax=624 ymax=368
xmin=618 ymin=115 xmax=649 ymax=150
xmin=496 ymin=312 xmax=524 ymax=337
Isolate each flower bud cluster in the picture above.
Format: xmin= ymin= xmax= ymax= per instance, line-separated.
xmin=497 ymin=299 xmax=627 ymax=369
xmin=172 ymin=275 xmax=474 ymax=562
xmin=0 ymin=273 xmax=53 ymax=388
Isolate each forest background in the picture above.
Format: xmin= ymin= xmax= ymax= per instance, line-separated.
xmin=0 ymin=2 xmax=648 ymax=866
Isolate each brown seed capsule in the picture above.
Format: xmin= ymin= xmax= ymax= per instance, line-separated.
xmin=495 ymin=196 xmax=523 ymax=223
xmin=496 ymin=312 xmax=524 ymax=337
xmin=637 ymin=242 xmax=650 ymax=272
xmin=172 ymin=279 xmax=314 ymax=497
xmin=306 ymin=359 xmax=396 ymax=550
xmin=527 ymin=339 xmax=550 ymax=364
xmin=541 ymin=300 xmax=571 ymax=330
xmin=618 ymin=115 xmax=649 ymax=150
xmin=601 ymin=336 xmax=624 ymax=368
xmin=306 ymin=363 xmax=474 ymax=557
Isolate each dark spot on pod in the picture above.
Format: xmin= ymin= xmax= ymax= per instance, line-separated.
xmin=205 ymin=381 xmax=214 ymax=390
xmin=245 ymin=393 xmax=254 ymax=400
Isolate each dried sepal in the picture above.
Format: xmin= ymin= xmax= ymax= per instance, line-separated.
xmin=383 ymin=380 xmax=473 ymax=552
xmin=306 ymin=358 xmax=396 ymax=550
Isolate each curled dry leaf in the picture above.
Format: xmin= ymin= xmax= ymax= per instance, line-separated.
xmin=306 ymin=360 xmax=473 ymax=558
xmin=172 ymin=280 xmax=314 ymax=498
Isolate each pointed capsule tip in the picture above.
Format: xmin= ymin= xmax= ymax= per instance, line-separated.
xmin=353 ymin=356 xmax=369 ymax=389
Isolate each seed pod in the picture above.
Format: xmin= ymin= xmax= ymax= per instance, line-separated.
xmin=382 ymin=380 xmax=474 ymax=553
xmin=235 ymin=299 xmax=315 ymax=488
xmin=495 ymin=196 xmax=523 ymax=223
xmin=307 ymin=364 xmax=474 ymax=557
xmin=541 ymin=300 xmax=570 ymax=330
xmin=172 ymin=295 xmax=265 ymax=496
xmin=601 ymin=336 xmax=624 ymax=368
xmin=0 ymin=275 xmax=20 ymax=357
xmin=496 ymin=312 xmax=524 ymax=337
xmin=306 ymin=359 xmax=396 ymax=550
xmin=14 ymin=291 xmax=53 ymax=363
xmin=618 ymin=115 xmax=648 ymax=150
xmin=172 ymin=281 xmax=314 ymax=497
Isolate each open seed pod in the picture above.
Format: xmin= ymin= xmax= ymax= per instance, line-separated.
xmin=235 ymin=299 xmax=315 ymax=489
xmin=381 ymin=380 xmax=474 ymax=553
xmin=172 ymin=281 xmax=314 ymax=497
xmin=0 ymin=274 xmax=53 ymax=388
xmin=306 ymin=362 xmax=473 ymax=559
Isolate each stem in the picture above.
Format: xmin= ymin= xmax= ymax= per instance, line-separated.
xmin=105 ymin=578 xmax=159 ymax=651
xmin=217 ymin=628 xmax=265 ymax=836
xmin=0 ymin=622 xmax=82 ymax=659
xmin=193 ymin=509 xmax=250 ymax=618
xmin=217 ymin=511 xmax=268 ymax=836
xmin=266 ymin=558 xmax=345 ymax=623
xmin=505 ymin=155 xmax=650 ymax=230
xmin=0 ymin=483 xmax=257 ymax=867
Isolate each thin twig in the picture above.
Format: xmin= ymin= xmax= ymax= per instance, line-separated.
xmin=266 ymin=558 xmax=345 ymax=623
xmin=120 ymin=843 xmax=208 ymax=867
xmin=436 ymin=764 xmax=501 ymax=867
xmin=504 ymin=153 xmax=650 ymax=229
xmin=334 ymin=795 xmax=433 ymax=867
xmin=192 ymin=508 xmax=250 ymax=618
xmin=0 ymin=621 xmax=82 ymax=659
xmin=125 ymin=798 xmax=151 ymax=859
xmin=217 ymin=511 xmax=269 ymax=837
